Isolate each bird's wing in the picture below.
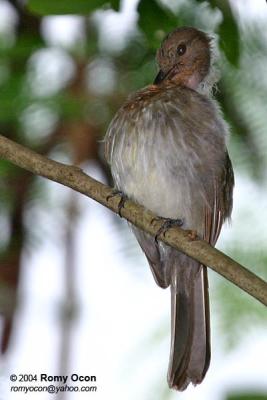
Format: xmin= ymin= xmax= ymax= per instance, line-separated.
xmin=204 ymin=151 xmax=234 ymax=246
xmin=131 ymin=225 xmax=171 ymax=288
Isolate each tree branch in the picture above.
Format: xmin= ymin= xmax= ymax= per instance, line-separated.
xmin=0 ymin=133 xmax=267 ymax=306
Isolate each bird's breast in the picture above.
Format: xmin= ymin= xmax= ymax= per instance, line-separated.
xmin=105 ymin=86 xmax=227 ymax=224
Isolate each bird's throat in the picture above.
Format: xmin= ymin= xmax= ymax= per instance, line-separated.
xmin=185 ymin=71 xmax=202 ymax=90
xmin=157 ymin=65 xmax=203 ymax=91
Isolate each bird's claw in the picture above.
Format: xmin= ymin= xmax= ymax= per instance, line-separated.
xmin=106 ymin=190 xmax=127 ymax=217
xmin=154 ymin=217 xmax=184 ymax=244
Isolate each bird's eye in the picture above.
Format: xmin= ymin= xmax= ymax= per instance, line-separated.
xmin=177 ymin=43 xmax=186 ymax=56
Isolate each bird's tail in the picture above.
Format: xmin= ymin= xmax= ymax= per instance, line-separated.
xmin=167 ymin=258 xmax=210 ymax=391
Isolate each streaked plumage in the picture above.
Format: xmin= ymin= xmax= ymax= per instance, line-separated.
xmin=104 ymin=27 xmax=234 ymax=391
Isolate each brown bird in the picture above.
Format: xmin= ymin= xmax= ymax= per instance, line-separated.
xmin=104 ymin=26 xmax=234 ymax=390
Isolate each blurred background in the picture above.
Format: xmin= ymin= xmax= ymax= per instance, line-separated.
xmin=0 ymin=0 xmax=267 ymax=399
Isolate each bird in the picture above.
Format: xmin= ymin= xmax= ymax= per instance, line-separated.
xmin=104 ymin=26 xmax=234 ymax=391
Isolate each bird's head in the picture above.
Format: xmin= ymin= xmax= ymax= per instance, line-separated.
xmin=154 ymin=27 xmax=214 ymax=91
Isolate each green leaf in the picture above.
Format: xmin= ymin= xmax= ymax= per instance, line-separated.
xmin=27 ymin=0 xmax=120 ymax=16
xmin=213 ymin=0 xmax=240 ymax=66
xmin=218 ymin=13 xmax=240 ymax=66
xmin=110 ymin=0 xmax=120 ymax=11
xmin=188 ymin=0 xmax=240 ymax=66
xmin=138 ymin=0 xmax=179 ymax=49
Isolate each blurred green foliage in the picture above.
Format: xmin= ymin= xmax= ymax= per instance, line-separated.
xmin=227 ymin=394 xmax=267 ymax=400
xmin=27 ymin=0 xmax=120 ymax=15
xmin=196 ymin=0 xmax=240 ymax=65
xmin=138 ymin=0 xmax=179 ymax=49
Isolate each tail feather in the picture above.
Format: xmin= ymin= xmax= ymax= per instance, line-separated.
xmin=168 ymin=259 xmax=210 ymax=391
xmin=131 ymin=227 xmax=211 ymax=391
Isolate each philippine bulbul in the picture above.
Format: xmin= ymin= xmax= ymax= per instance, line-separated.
xmin=104 ymin=27 xmax=234 ymax=390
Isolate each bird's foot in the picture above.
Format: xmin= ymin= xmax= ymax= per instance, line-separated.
xmin=106 ymin=189 xmax=128 ymax=217
xmin=154 ymin=217 xmax=184 ymax=244
xmin=187 ymin=229 xmax=198 ymax=241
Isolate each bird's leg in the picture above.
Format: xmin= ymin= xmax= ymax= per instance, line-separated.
xmin=153 ymin=217 xmax=184 ymax=244
xmin=106 ymin=189 xmax=128 ymax=217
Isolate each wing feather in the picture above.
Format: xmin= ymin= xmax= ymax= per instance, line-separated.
xmin=204 ymin=152 xmax=234 ymax=245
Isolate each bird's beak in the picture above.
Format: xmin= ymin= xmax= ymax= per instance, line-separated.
xmin=153 ymin=69 xmax=167 ymax=84
xmin=154 ymin=64 xmax=181 ymax=85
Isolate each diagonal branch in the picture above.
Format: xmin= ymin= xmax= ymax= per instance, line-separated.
xmin=0 ymin=133 xmax=267 ymax=306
